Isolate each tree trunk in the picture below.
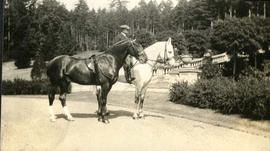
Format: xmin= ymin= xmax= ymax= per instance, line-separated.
xmin=255 ymin=53 xmax=257 ymax=69
xmin=8 ymin=1 xmax=11 ymax=53
xmin=257 ymin=2 xmax=259 ymax=17
xmin=264 ymin=2 xmax=266 ymax=19
xmin=233 ymin=49 xmax=237 ymax=79
xmin=182 ymin=22 xmax=184 ymax=30
xmin=106 ymin=31 xmax=109 ymax=48
xmin=85 ymin=35 xmax=89 ymax=51
xmin=229 ymin=5 xmax=232 ymax=18
xmin=217 ymin=8 xmax=221 ymax=20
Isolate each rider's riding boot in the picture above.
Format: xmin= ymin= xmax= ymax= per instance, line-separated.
xmin=124 ymin=67 xmax=135 ymax=84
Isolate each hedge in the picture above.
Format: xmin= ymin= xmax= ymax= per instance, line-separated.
xmin=169 ymin=77 xmax=270 ymax=119
xmin=2 ymin=79 xmax=50 ymax=95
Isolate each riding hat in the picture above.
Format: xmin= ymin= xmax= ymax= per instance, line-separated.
xmin=120 ymin=25 xmax=130 ymax=30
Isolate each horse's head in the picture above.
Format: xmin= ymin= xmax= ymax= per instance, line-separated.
xmin=160 ymin=37 xmax=176 ymax=65
xmin=128 ymin=39 xmax=148 ymax=63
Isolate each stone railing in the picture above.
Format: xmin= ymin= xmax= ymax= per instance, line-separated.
xmin=153 ymin=52 xmax=231 ymax=75
xmin=174 ymin=52 xmax=231 ymax=69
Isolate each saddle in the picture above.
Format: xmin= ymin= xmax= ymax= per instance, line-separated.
xmin=86 ymin=54 xmax=116 ymax=80
xmin=85 ymin=55 xmax=96 ymax=72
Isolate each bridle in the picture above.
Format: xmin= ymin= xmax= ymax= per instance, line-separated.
xmin=146 ymin=41 xmax=170 ymax=67
xmin=130 ymin=40 xmax=145 ymax=58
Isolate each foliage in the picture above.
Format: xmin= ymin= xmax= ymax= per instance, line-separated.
xmin=172 ymin=0 xmax=216 ymax=30
xmin=170 ymin=77 xmax=270 ymax=119
xmin=14 ymin=49 xmax=31 ymax=69
xmin=36 ymin=0 xmax=72 ymax=60
xmin=200 ymin=59 xmax=223 ymax=79
xmin=211 ymin=18 xmax=262 ymax=55
xmin=134 ymin=29 xmax=156 ymax=48
xmin=3 ymin=0 xmax=270 ymax=63
xmin=251 ymin=17 xmax=270 ymax=51
xmin=2 ymin=79 xmax=49 ymax=95
xmin=184 ymin=30 xmax=210 ymax=57
xmin=2 ymin=78 xmax=72 ymax=95
xmin=211 ymin=17 xmax=265 ymax=77
xmin=7 ymin=0 xmax=38 ymax=68
xmin=155 ymin=30 xmax=187 ymax=55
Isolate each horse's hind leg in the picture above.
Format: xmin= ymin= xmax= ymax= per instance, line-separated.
xmin=133 ymin=88 xmax=140 ymax=119
xmin=48 ymin=85 xmax=57 ymax=122
xmin=59 ymin=81 xmax=74 ymax=121
xmin=138 ymin=88 xmax=147 ymax=119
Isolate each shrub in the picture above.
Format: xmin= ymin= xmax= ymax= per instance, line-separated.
xmin=2 ymin=79 xmax=49 ymax=95
xmin=169 ymin=82 xmax=191 ymax=104
xmin=236 ymin=77 xmax=270 ymax=119
xmin=2 ymin=79 xmax=72 ymax=95
xmin=169 ymin=77 xmax=270 ymax=119
xmin=200 ymin=59 xmax=223 ymax=79
xmin=14 ymin=50 xmax=31 ymax=69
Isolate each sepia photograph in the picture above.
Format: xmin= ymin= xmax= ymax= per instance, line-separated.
xmin=1 ymin=0 xmax=270 ymax=150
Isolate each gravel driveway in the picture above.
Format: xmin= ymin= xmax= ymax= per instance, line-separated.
xmin=1 ymin=96 xmax=270 ymax=151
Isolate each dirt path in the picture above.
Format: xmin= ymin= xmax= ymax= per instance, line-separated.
xmin=1 ymin=96 xmax=270 ymax=151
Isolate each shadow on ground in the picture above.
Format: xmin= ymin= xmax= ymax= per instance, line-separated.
xmin=55 ymin=110 xmax=164 ymax=121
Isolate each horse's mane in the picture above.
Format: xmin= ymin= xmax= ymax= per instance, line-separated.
xmin=108 ymin=39 xmax=131 ymax=52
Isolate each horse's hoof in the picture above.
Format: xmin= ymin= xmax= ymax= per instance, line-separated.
xmin=50 ymin=116 xmax=57 ymax=122
xmin=50 ymin=118 xmax=56 ymax=122
xmin=102 ymin=119 xmax=110 ymax=124
xmin=98 ymin=117 xmax=102 ymax=122
xmin=67 ymin=117 xmax=75 ymax=121
xmin=138 ymin=114 xmax=144 ymax=119
xmin=132 ymin=113 xmax=138 ymax=120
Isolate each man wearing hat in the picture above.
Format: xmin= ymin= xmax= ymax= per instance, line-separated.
xmin=113 ymin=25 xmax=135 ymax=83
xmin=113 ymin=25 xmax=131 ymax=43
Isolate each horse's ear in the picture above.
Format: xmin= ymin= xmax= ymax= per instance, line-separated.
xmin=167 ymin=37 xmax=172 ymax=44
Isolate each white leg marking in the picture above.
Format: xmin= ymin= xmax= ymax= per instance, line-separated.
xmin=49 ymin=106 xmax=56 ymax=122
xmin=133 ymin=102 xmax=139 ymax=119
xmin=138 ymin=110 xmax=144 ymax=118
xmin=133 ymin=112 xmax=138 ymax=119
xmin=63 ymin=106 xmax=74 ymax=121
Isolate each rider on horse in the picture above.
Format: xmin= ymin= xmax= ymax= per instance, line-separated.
xmin=113 ymin=25 xmax=135 ymax=84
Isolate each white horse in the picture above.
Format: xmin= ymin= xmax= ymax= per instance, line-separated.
xmin=120 ymin=37 xmax=176 ymax=119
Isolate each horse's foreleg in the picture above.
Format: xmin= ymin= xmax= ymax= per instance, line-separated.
xmin=99 ymin=83 xmax=112 ymax=123
xmin=95 ymin=86 xmax=102 ymax=117
xmin=138 ymin=90 xmax=146 ymax=119
xmin=48 ymin=86 xmax=56 ymax=122
xmin=133 ymin=88 xmax=141 ymax=119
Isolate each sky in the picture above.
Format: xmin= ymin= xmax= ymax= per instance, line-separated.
xmin=55 ymin=0 xmax=179 ymax=11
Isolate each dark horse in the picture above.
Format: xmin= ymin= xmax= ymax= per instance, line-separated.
xmin=46 ymin=39 xmax=147 ymax=123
